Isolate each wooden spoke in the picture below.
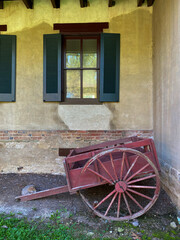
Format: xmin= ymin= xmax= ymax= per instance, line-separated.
xmin=117 ymin=192 xmax=121 ymax=218
xmin=120 ymin=152 xmax=125 ymax=180
xmin=97 ymin=158 xmax=115 ymax=182
xmin=125 ymin=191 xmax=143 ymax=210
xmin=128 ymin=185 xmax=156 ymax=189
xmin=87 ymin=168 xmax=113 ymax=185
xmin=128 ymin=174 xmax=156 ymax=185
xmin=127 ymin=188 xmax=153 ymax=201
xmin=124 ymin=151 xmax=130 ymax=169
xmin=123 ymin=156 xmax=139 ymax=181
xmin=123 ymin=192 xmax=132 ymax=216
xmin=94 ymin=189 xmax=116 ymax=209
xmin=109 ymin=153 xmax=118 ymax=181
xmin=126 ymin=163 xmax=150 ymax=182
xmin=104 ymin=192 xmax=118 ymax=216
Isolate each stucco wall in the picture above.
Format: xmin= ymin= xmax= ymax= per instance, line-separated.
xmin=0 ymin=0 xmax=153 ymax=131
xmin=153 ymin=0 xmax=180 ymax=208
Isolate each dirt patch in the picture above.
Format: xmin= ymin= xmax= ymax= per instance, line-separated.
xmin=0 ymin=173 xmax=179 ymax=239
xmin=0 ymin=173 xmax=86 ymax=219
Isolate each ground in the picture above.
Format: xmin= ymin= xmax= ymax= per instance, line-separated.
xmin=0 ymin=173 xmax=179 ymax=239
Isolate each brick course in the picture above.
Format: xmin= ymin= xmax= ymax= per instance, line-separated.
xmin=0 ymin=130 xmax=153 ymax=142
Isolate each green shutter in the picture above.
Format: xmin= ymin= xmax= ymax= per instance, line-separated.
xmin=0 ymin=35 xmax=16 ymax=102
xmin=100 ymin=33 xmax=120 ymax=102
xmin=43 ymin=34 xmax=61 ymax=101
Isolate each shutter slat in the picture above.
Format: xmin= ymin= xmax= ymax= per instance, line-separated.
xmin=100 ymin=33 xmax=120 ymax=102
xmin=0 ymin=35 xmax=16 ymax=102
xmin=43 ymin=34 xmax=61 ymax=101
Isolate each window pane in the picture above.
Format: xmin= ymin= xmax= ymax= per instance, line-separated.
xmin=83 ymin=70 xmax=97 ymax=98
xmin=66 ymin=70 xmax=81 ymax=98
xmin=66 ymin=39 xmax=80 ymax=68
xmin=83 ymin=39 xmax=97 ymax=68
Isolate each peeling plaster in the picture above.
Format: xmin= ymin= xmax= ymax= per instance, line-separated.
xmin=58 ymin=105 xmax=112 ymax=130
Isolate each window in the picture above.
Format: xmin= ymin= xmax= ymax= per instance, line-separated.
xmin=63 ymin=35 xmax=100 ymax=103
xmin=0 ymin=35 xmax=16 ymax=102
xmin=43 ymin=23 xmax=120 ymax=104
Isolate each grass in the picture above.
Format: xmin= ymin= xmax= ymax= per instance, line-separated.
xmin=0 ymin=212 xmax=73 ymax=240
xmin=0 ymin=211 xmax=179 ymax=240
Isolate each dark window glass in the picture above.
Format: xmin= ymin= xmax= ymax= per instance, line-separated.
xmin=0 ymin=38 xmax=12 ymax=94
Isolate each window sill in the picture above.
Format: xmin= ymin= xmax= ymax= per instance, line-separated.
xmin=59 ymin=99 xmax=102 ymax=105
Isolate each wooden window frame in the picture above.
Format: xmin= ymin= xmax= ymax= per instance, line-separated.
xmin=61 ymin=34 xmax=101 ymax=104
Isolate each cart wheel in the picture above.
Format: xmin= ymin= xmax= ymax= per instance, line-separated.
xmin=79 ymin=148 xmax=160 ymax=221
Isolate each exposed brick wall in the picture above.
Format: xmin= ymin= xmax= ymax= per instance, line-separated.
xmin=0 ymin=129 xmax=153 ymax=175
xmin=0 ymin=130 xmax=153 ymax=142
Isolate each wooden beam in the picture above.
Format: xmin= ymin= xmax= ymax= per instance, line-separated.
xmin=59 ymin=148 xmax=73 ymax=156
xmin=109 ymin=0 xmax=115 ymax=7
xmin=51 ymin=0 xmax=60 ymax=8
xmin=22 ymin=0 xmax=33 ymax=9
xmin=137 ymin=0 xmax=145 ymax=7
xmin=54 ymin=22 xmax=109 ymax=33
xmin=147 ymin=0 xmax=155 ymax=7
xmin=0 ymin=25 xmax=7 ymax=31
xmin=0 ymin=0 xmax=3 ymax=9
xmin=80 ymin=0 xmax=87 ymax=8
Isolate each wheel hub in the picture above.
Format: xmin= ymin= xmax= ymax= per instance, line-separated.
xmin=115 ymin=181 xmax=127 ymax=193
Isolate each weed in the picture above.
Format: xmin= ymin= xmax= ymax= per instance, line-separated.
xmin=32 ymin=207 xmax=37 ymax=211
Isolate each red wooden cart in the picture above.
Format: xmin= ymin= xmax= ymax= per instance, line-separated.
xmin=16 ymin=136 xmax=161 ymax=221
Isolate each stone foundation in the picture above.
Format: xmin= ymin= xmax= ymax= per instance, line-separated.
xmin=0 ymin=130 xmax=153 ymax=174
xmin=160 ymin=161 xmax=180 ymax=210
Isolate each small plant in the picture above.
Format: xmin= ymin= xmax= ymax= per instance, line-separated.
xmin=32 ymin=207 xmax=37 ymax=211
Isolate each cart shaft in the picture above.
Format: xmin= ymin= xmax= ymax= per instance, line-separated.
xmin=16 ymin=185 xmax=69 ymax=202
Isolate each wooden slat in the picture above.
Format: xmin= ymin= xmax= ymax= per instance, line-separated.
xmin=0 ymin=0 xmax=3 ymax=9
xmin=51 ymin=0 xmax=60 ymax=8
xmin=65 ymin=151 xmax=93 ymax=164
xmin=74 ymin=137 xmax=135 ymax=155
xmin=147 ymin=0 xmax=155 ymax=7
xmin=54 ymin=22 xmax=109 ymax=33
xmin=137 ymin=0 xmax=145 ymax=7
xmin=80 ymin=0 xmax=87 ymax=8
xmin=0 ymin=25 xmax=7 ymax=31
xmin=109 ymin=0 xmax=115 ymax=7
xmin=22 ymin=0 xmax=33 ymax=9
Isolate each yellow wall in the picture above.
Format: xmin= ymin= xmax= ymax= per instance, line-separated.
xmin=0 ymin=0 xmax=153 ymax=130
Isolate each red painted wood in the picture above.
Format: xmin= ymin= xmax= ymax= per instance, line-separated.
xmin=77 ymin=144 xmax=160 ymax=221
xmin=149 ymin=139 xmax=161 ymax=171
xmin=64 ymin=136 xmax=160 ymax=193
xmin=16 ymin=185 xmax=69 ymax=202
xmin=94 ymin=189 xmax=116 ymax=210
xmin=65 ymin=151 xmax=92 ymax=164
xmin=74 ymin=137 xmax=136 ymax=154
xmin=105 ymin=192 xmax=118 ymax=216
